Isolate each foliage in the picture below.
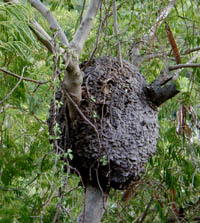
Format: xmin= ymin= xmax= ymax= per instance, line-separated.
xmin=0 ymin=0 xmax=200 ymax=222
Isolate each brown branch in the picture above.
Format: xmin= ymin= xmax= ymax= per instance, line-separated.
xmin=139 ymin=196 xmax=154 ymax=223
xmin=0 ymin=68 xmax=49 ymax=84
xmin=88 ymin=0 xmax=128 ymax=62
xmin=169 ymin=63 xmax=200 ymax=71
xmin=87 ymin=1 xmax=103 ymax=63
xmin=183 ymin=47 xmax=200 ymax=55
xmin=0 ymin=67 xmax=26 ymax=105
xmin=29 ymin=25 xmax=53 ymax=53
xmin=82 ymin=0 xmax=128 ymax=62
xmin=172 ymin=51 xmax=200 ymax=80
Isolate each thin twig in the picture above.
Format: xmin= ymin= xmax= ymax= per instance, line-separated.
xmin=169 ymin=63 xmax=200 ymax=71
xmin=63 ymin=85 xmax=98 ymax=134
xmin=0 ymin=66 xmax=26 ymax=105
xmin=0 ymin=68 xmax=49 ymax=84
xmin=40 ymin=189 xmax=57 ymax=223
xmin=183 ymin=47 xmax=200 ymax=55
xmin=139 ymin=196 xmax=154 ymax=223
xmin=29 ymin=25 xmax=53 ymax=53
xmin=79 ymin=0 xmax=86 ymax=24
xmin=172 ymin=51 xmax=200 ymax=80
xmin=112 ymin=0 xmax=123 ymax=67
xmin=138 ymin=51 xmax=169 ymax=64
xmin=146 ymin=0 xmax=175 ymax=43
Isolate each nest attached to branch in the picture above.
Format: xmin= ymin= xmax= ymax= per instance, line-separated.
xmin=48 ymin=56 xmax=159 ymax=190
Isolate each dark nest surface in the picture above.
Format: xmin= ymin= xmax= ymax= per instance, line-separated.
xmin=48 ymin=56 xmax=159 ymax=190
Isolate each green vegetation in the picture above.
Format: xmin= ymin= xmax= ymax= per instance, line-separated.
xmin=0 ymin=0 xmax=200 ymax=222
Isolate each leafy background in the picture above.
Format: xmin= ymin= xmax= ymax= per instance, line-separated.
xmin=0 ymin=0 xmax=200 ymax=222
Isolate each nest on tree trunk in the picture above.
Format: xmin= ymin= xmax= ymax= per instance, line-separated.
xmin=48 ymin=56 xmax=159 ymax=190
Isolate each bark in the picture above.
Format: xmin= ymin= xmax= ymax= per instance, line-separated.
xmin=30 ymin=0 xmax=69 ymax=46
xmin=146 ymin=82 xmax=179 ymax=107
xmin=63 ymin=59 xmax=83 ymax=120
xmin=146 ymin=73 xmax=179 ymax=107
xmin=63 ymin=0 xmax=102 ymax=119
xmin=70 ymin=0 xmax=102 ymax=56
xmin=77 ymin=185 xmax=108 ymax=223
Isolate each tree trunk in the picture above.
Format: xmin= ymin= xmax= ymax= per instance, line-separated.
xmin=77 ymin=185 xmax=109 ymax=223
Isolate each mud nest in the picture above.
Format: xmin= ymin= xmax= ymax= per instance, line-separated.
xmin=48 ymin=56 xmax=159 ymax=190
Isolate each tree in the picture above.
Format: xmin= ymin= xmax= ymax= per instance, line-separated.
xmin=0 ymin=0 xmax=200 ymax=222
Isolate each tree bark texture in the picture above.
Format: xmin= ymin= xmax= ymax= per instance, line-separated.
xmin=77 ymin=185 xmax=108 ymax=223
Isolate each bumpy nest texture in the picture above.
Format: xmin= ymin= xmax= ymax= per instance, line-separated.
xmin=48 ymin=56 xmax=159 ymax=190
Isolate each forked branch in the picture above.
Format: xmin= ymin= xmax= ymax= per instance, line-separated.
xmin=29 ymin=0 xmax=69 ymax=46
xmin=0 ymin=67 xmax=48 ymax=84
xmin=70 ymin=0 xmax=102 ymax=56
xmin=132 ymin=0 xmax=175 ymax=66
xmin=4 ymin=0 xmax=53 ymax=52
xmin=146 ymin=0 xmax=175 ymax=43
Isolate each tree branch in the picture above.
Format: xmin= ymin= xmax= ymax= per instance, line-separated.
xmin=4 ymin=0 xmax=54 ymax=52
xmin=30 ymin=20 xmax=52 ymax=42
xmin=146 ymin=82 xmax=179 ymax=107
xmin=29 ymin=0 xmax=69 ymax=46
xmin=0 ymin=67 xmax=49 ymax=84
xmin=77 ymin=184 xmax=108 ymax=223
xmin=146 ymin=0 xmax=175 ymax=43
xmin=172 ymin=51 xmax=200 ymax=80
xmin=169 ymin=63 xmax=200 ymax=71
xmin=132 ymin=0 xmax=174 ymax=66
xmin=183 ymin=47 xmax=200 ymax=55
xmin=112 ymin=0 xmax=123 ymax=67
xmin=29 ymin=25 xmax=53 ymax=52
xmin=0 ymin=67 xmax=26 ymax=105
xmin=146 ymin=50 xmax=200 ymax=106
xmin=139 ymin=196 xmax=154 ymax=223
xmin=79 ymin=0 xmax=86 ymax=24
xmin=137 ymin=52 xmax=169 ymax=65
xmin=70 ymin=0 xmax=102 ymax=56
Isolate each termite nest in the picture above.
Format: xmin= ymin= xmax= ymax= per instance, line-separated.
xmin=48 ymin=56 xmax=159 ymax=190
